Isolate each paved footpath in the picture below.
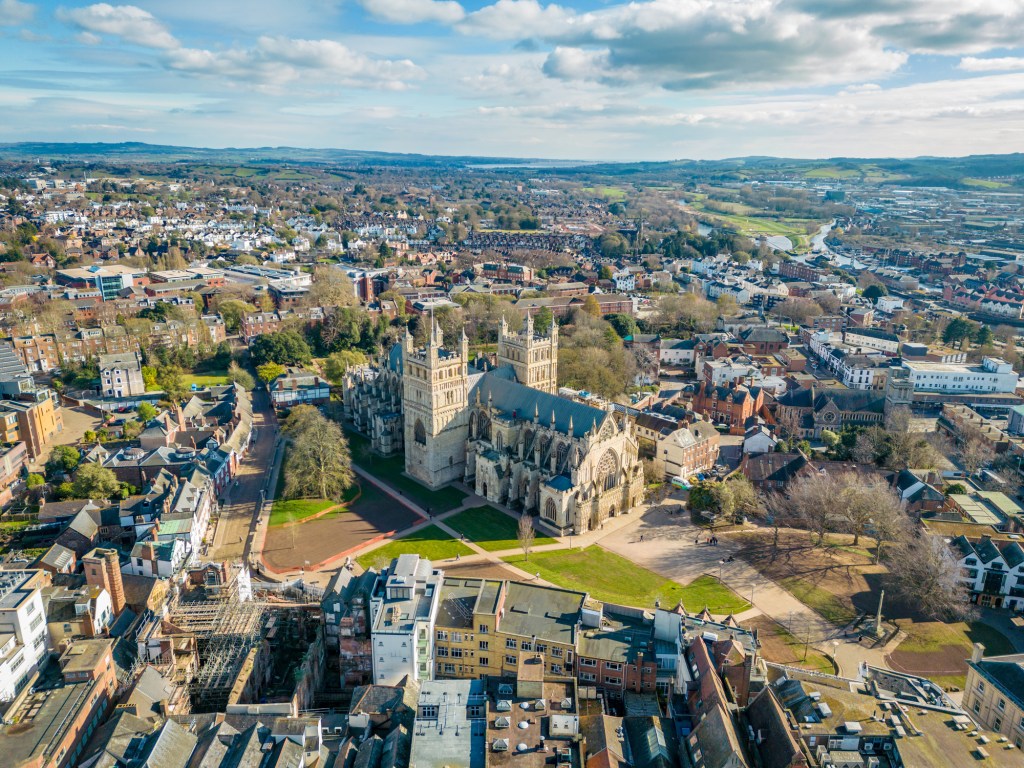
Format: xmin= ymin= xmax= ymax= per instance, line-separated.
xmin=595 ymin=504 xmax=899 ymax=675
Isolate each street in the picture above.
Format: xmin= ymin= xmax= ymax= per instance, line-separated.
xmin=209 ymin=388 xmax=278 ymax=562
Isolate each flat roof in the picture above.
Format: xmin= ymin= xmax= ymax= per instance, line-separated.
xmin=60 ymin=639 xmax=112 ymax=675
xmin=948 ymin=494 xmax=1008 ymax=526
xmin=409 ymin=679 xmax=486 ymax=768
xmin=0 ymin=679 xmax=97 ymax=764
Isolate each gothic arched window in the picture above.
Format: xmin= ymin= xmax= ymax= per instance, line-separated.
xmin=414 ymin=419 xmax=426 ymax=445
xmin=544 ymin=498 xmax=557 ymax=521
xmin=597 ymin=449 xmax=618 ymax=492
xmin=496 ymin=432 xmax=504 ymax=452
xmin=556 ymin=442 xmax=569 ymax=468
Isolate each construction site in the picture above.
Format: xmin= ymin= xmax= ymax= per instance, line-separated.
xmin=128 ymin=563 xmax=325 ymax=716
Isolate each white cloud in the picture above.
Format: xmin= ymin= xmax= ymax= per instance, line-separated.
xmin=462 ymin=0 xmax=908 ymax=91
xmin=359 ymin=0 xmax=464 ymax=25
xmin=959 ymin=56 xmax=1024 ymax=73
xmin=0 ymin=0 xmax=34 ymax=26
xmin=58 ymin=3 xmax=179 ymax=49
xmin=458 ymin=0 xmax=572 ymax=39
xmin=542 ymin=47 xmax=611 ymax=81
xmin=168 ymin=37 xmax=425 ymax=90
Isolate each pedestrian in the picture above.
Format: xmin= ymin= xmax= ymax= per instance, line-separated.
xmin=695 ymin=537 xmax=700 ymax=545
xmin=456 ymin=553 xmax=460 ymax=561
xmin=640 ymin=535 xmax=644 ymax=542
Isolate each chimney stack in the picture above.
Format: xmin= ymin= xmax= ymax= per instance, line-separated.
xmin=83 ymin=547 xmax=126 ymax=618
xmin=971 ymin=643 xmax=986 ymax=664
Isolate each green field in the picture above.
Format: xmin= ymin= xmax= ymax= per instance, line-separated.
xmin=961 ymin=177 xmax=1010 ymax=189
xmin=345 ymin=429 xmax=467 ymax=512
xmin=804 ymin=166 xmax=860 ymax=179
xmin=683 ymin=199 xmax=818 ymax=251
xmin=183 ymin=370 xmax=230 ymax=388
xmin=356 ymin=525 xmax=473 ymax=569
xmin=581 ymin=185 xmax=628 ymax=201
xmin=445 ymin=506 xmax=556 ymax=552
xmin=504 ymin=546 xmax=750 ymax=613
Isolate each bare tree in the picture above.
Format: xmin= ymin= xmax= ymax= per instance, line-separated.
xmin=887 ymin=535 xmax=974 ymax=620
xmin=884 ymin=408 xmax=940 ymax=470
xmin=762 ymin=491 xmax=790 ymax=559
xmin=284 ymin=407 xmax=354 ymax=500
xmin=768 ymin=297 xmax=822 ymax=326
xmin=308 ymin=266 xmax=358 ymax=308
xmin=870 ymin=495 xmax=912 ymax=564
xmin=838 ymin=474 xmax=907 ymax=553
xmin=517 ymin=513 xmax=535 ymax=561
xmin=852 ymin=429 xmax=883 ymax=465
xmin=957 ymin=425 xmax=996 ymax=476
xmin=785 ymin=471 xmax=843 ymax=546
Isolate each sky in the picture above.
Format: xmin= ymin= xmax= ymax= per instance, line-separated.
xmin=2 ymin=0 xmax=1024 ymax=160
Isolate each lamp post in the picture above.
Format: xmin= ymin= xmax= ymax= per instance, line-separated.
xmin=718 ymin=559 xmax=725 ymax=582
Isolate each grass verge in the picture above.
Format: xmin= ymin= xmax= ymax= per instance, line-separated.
xmin=346 ymin=428 xmax=466 ymax=512
xmin=356 ymin=525 xmax=473 ymax=569
xmin=778 ymin=576 xmax=858 ymax=626
xmin=446 ymin=506 xmax=556 ymax=552
xmin=504 ymin=546 xmax=750 ymax=613
xmin=269 ymin=499 xmax=335 ymax=527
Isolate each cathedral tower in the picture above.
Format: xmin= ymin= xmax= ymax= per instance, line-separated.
xmin=497 ymin=314 xmax=559 ymax=394
xmin=403 ymin=318 xmax=470 ymax=488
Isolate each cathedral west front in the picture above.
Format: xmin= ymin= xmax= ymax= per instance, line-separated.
xmin=343 ymin=316 xmax=645 ymax=534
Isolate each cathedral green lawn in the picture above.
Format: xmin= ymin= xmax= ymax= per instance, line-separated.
xmin=268 ymin=499 xmax=335 ymax=527
xmin=445 ymin=506 xmax=557 ymax=552
xmin=344 ymin=429 xmax=467 ymax=512
xmin=356 ymin=525 xmax=473 ymax=569
xmin=269 ymin=484 xmax=361 ymax=527
xmin=503 ymin=547 xmax=750 ymax=614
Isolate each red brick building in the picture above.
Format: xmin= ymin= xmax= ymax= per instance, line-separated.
xmin=691 ymin=381 xmax=763 ymax=435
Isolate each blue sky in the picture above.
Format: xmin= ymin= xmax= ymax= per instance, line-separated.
xmin=2 ymin=0 xmax=1024 ymax=160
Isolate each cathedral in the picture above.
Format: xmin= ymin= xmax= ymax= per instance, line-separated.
xmin=343 ymin=315 xmax=645 ymax=534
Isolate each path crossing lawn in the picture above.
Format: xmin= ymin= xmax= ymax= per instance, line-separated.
xmin=356 ymin=525 xmax=473 ymax=569
xmin=445 ymin=506 xmax=556 ymax=552
xmin=504 ymin=546 xmax=750 ymax=614
xmin=345 ymin=429 xmax=466 ymax=512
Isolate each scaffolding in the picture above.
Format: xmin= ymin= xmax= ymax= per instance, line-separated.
xmin=171 ymin=569 xmax=267 ymax=712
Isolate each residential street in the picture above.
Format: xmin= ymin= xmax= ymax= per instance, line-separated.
xmin=209 ymin=388 xmax=278 ymax=562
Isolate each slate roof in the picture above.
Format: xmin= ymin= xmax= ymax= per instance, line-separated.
xmin=745 ymin=687 xmax=802 ymax=768
xmin=743 ymin=452 xmax=809 ymax=486
xmin=776 ymin=385 xmax=883 ymax=414
xmin=139 ymin=718 xmax=198 ymax=768
xmin=969 ymin=654 xmax=1024 ymax=710
xmin=739 ymin=327 xmax=788 ymax=344
xmin=951 ymin=535 xmax=1024 ymax=570
xmin=498 ymin=582 xmax=585 ymax=645
xmin=472 ymin=370 xmax=609 ymax=439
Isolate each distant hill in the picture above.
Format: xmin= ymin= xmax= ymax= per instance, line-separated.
xmin=0 ymin=141 xmax=538 ymax=168
xmin=0 ymin=142 xmax=1021 ymax=188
